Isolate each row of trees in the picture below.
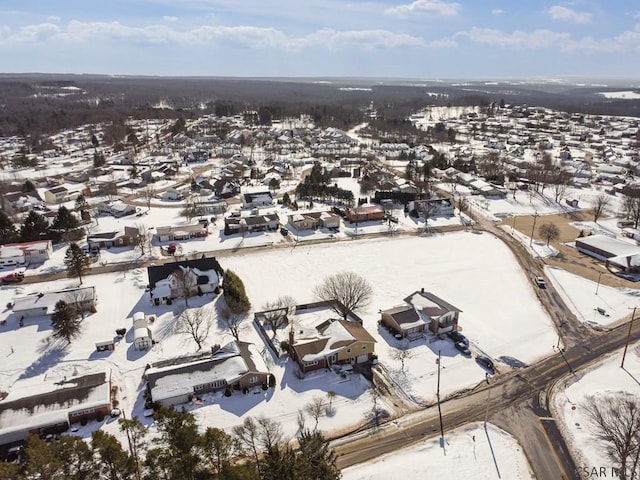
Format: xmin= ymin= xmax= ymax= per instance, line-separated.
xmin=0 ymin=207 xmax=82 ymax=245
xmin=0 ymin=408 xmax=340 ymax=480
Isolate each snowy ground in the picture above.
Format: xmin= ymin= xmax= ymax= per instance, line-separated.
xmin=554 ymin=341 xmax=640 ymax=478
xmin=342 ymin=422 xmax=534 ymax=480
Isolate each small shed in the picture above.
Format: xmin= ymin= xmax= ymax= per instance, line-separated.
xmin=95 ymin=339 xmax=115 ymax=352
xmin=133 ymin=312 xmax=153 ymax=350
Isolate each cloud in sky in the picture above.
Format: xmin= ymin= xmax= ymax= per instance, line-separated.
xmin=0 ymin=21 xmax=424 ymax=51
xmin=385 ymin=0 xmax=461 ymax=18
xmin=0 ymin=1 xmax=638 ymax=77
xmin=547 ymin=5 xmax=592 ymax=23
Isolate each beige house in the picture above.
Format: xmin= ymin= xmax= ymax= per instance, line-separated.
xmin=380 ymin=305 xmax=430 ymax=339
xmin=289 ymin=318 xmax=376 ymax=373
xmin=287 ymin=211 xmax=341 ymax=231
xmin=404 ymin=289 xmax=462 ymax=334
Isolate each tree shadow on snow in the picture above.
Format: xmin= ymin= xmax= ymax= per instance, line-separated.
xmin=19 ymin=341 xmax=68 ymax=380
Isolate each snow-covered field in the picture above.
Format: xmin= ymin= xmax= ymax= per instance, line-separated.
xmin=342 ymin=422 xmax=534 ymax=480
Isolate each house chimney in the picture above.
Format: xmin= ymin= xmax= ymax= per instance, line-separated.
xmin=421 ymin=287 xmax=425 ymax=294
xmin=289 ymin=328 xmax=295 ymax=346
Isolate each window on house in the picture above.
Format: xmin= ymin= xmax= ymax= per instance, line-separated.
xmin=305 ymin=360 xmax=319 ymax=366
xmin=249 ymin=376 xmax=258 ymax=384
xmin=346 ymin=348 xmax=351 ymax=353
xmin=362 ymin=345 xmax=367 ymax=350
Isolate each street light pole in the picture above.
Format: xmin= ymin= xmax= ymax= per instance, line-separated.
xmin=621 ymin=307 xmax=637 ymax=368
xmin=529 ymin=211 xmax=538 ymax=247
xmin=595 ymin=271 xmax=603 ymax=295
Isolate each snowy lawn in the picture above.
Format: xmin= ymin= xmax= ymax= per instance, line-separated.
xmin=342 ymin=422 xmax=534 ymax=480
xmin=554 ymin=341 xmax=640 ymax=476
xmin=223 ymin=232 xmax=557 ymax=402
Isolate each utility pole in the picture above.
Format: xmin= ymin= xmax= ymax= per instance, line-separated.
xmin=621 ymin=307 xmax=637 ymax=368
xmin=436 ymin=350 xmax=445 ymax=451
xmin=484 ymin=373 xmax=491 ymax=427
xmin=529 ymin=211 xmax=538 ymax=247
xmin=595 ymin=271 xmax=603 ymax=295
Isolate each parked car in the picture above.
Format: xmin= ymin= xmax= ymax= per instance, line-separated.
xmin=476 ymin=355 xmax=496 ymax=374
xmin=534 ymin=276 xmax=546 ymax=288
xmin=454 ymin=341 xmax=471 ymax=356
xmin=1 ymin=273 xmax=24 ymax=285
xmin=447 ymin=330 xmax=469 ymax=346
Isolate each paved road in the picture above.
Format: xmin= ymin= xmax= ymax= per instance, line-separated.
xmin=334 ymin=316 xmax=640 ymax=478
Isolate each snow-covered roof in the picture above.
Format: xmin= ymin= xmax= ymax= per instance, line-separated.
xmin=12 ymin=286 xmax=96 ymax=316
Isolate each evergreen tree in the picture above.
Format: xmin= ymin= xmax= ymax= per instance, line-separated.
xmin=0 ymin=462 xmax=21 ymax=480
xmin=51 ymin=300 xmax=81 ymax=343
xmin=75 ymin=194 xmax=89 ymax=212
xmin=20 ymin=210 xmax=50 ymax=242
xmin=52 ymin=205 xmax=80 ymax=233
xmin=52 ymin=435 xmax=94 ymax=480
xmin=222 ymin=269 xmax=251 ymax=315
xmin=64 ymin=243 xmax=90 ymax=284
xmin=282 ymin=192 xmax=291 ymax=207
xmin=0 ymin=210 xmax=18 ymax=245
xmin=200 ymin=427 xmax=242 ymax=477
xmin=296 ymin=430 xmax=341 ymax=480
xmin=91 ymin=430 xmax=135 ymax=480
xmin=21 ymin=435 xmax=65 ymax=480
xmin=152 ymin=406 xmax=202 ymax=480
xmin=22 ymin=179 xmax=36 ymax=192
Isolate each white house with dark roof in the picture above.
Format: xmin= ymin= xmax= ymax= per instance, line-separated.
xmin=242 ymin=191 xmax=273 ymax=209
xmin=0 ymin=240 xmax=53 ymax=266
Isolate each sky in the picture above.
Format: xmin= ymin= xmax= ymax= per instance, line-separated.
xmin=0 ymin=1 xmax=639 ymax=79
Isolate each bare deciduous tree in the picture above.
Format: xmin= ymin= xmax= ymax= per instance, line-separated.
xmin=220 ymin=307 xmax=245 ymax=342
xmin=141 ymin=184 xmax=156 ymax=210
xmin=582 ymin=392 xmax=640 ymax=480
xmin=260 ymin=295 xmax=296 ymax=337
xmin=232 ymin=417 xmax=261 ymax=477
xmin=132 ymin=223 xmax=152 ymax=256
xmin=538 ymin=222 xmax=560 ymax=246
xmin=65 ymin=288 xmax=96 ymax=319
xmin=305 ymin=396 xmax=325 ymax=431
xmin=314 ymin=271 xmax=373 ymax=319
xmin=593 ymin=193 xmax=611 ymax=223
xmin=391 ymin=341 xmax=413 ymax=373
xmin=326 ymin=391 xmax=337 ymax=416
xmin=177 ymin=307 xmax=211 ymax=350
xmin=172 ymin=268 xmax=195 ymax=307
xmin=622 ymin=189 xmax=640 ymax=228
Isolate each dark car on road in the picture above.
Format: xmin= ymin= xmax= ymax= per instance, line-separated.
xmin=447 ymin=330 xmax=469 ymax=346
xmin=476 ymin=355 xmax=496 ymax=374
xmin=454 ymin=341 xmax=471 ymax=356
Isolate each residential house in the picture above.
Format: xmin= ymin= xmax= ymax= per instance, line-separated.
xmin=0 ymin=240 xmax=53 ymax=266
xmin=87 ymin=226 xmax=138 ymax=249
xmin=380 ymin=305 xmax=430 ymax=339
xmin=287 ymin=301 xmax=376 ymax=373
xmin=344 ymin=204 xmax=385 ymax=223
xmin=12 ymin=286 xmax=97 ymax=319
xmin=97 ymin=201 xmax=136 ymax=218
xmin=147 ymin=257 xmax=223 ymax=305
xmin=156 ymin=223 xmax=208 ymax=242
xmin=409 ymin=197 xmax=455 ymax=217
xmin=403 ymin=289 xmax=462 ymax=334
xmin=224 ymin=213 xmax=279 ymax=235
xmin=144 ymin=341 xmax=270 ymax=406
xmin=0 ymin=371 xmax=112 ymax=449
xmin=42 ymin=186 xmax=69 ymax=204
xmin=242 ymin=191 xmax=274 ymax=209
xmin=287 ymin=211 xmax=341 ymax=232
